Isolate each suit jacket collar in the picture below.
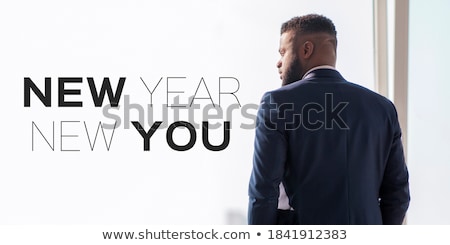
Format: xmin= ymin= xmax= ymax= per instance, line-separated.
xmin=302 ymin=68 xmax=345 ymax=81
xmin=302 ymin=65 xmax=336 ymax=79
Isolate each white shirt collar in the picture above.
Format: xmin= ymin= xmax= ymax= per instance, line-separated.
xmin=302 ymin=65 xmax=336 ymax=79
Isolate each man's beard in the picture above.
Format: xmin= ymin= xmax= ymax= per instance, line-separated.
xmin=282 ymin=56 xmax=303 ymax=86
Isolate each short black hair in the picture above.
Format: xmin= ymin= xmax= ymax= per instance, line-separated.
xmin=281 ymin=14 xmax=337 ymax=37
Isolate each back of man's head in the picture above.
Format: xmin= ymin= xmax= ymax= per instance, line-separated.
xmin=281 ymin=14 xmax=337 ymax=47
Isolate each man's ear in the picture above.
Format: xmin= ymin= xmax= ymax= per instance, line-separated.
xmin=302 ymin=41 xmax=314 ymax=59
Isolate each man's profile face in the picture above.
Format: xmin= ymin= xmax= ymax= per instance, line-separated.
xmin=277 ymin=30 xmax=303 ymax=86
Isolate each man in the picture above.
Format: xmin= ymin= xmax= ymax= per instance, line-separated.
xmin=248 ymin=14 xmax=410 ymax=225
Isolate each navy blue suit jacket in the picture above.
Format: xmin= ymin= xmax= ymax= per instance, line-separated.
xmin=248 ymin=69 xmax=410 ymax=225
